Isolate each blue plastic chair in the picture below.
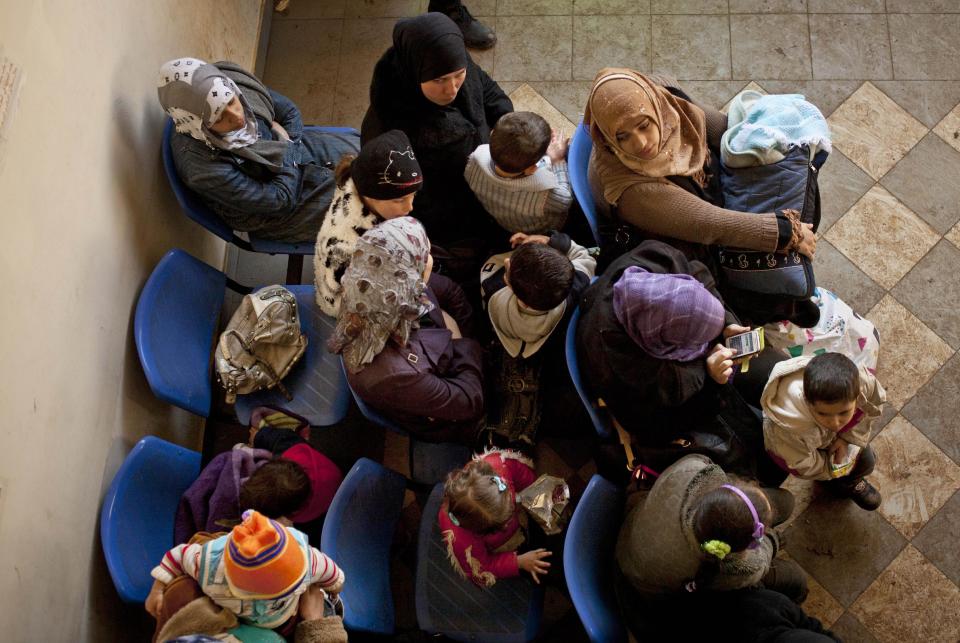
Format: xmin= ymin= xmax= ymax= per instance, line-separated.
xmin=100 ymin=436 xmax=201 ymax=603
xmin=415 ymin=483 xmax=544 ymax=642
xmin=321 ymin=458 xmax=407 ymax=635
xmin=340 ymin=356 xmax=471 ymax=486
xmin=569 ymin=121 xmax=601 ymax=247
xmin=565 ymin=296 xmax=613 ymax=440
xmin=162 ymin=121 xmax=358 ymax=280
xmin=135 ymin=248 xmax=351 ymax=425
xmin=565 ymin=475 xmax=627 ymax=643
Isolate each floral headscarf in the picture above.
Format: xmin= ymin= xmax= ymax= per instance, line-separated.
xmin=584 ymin=67 xmax=709 ymax=189
xmin=328 ymin=217 xmax=434 ymax=372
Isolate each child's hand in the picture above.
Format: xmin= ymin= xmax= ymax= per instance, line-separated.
xmin=145 ymin=579 xmax=165 ymax=618
xmin=509 ymin=232 xmax=551 ymax=247
xmin=828 ymin=439 xmax=849 ymax=465
xmin=517 ymin=548 xmax=552 ymax=584
xmin=546 ymin=130 xmax=570 ymax=163
xmin=297 ymin=585 xmax=328 ymax=621
xmin=706 ymin=344 xmax=737 ymax=384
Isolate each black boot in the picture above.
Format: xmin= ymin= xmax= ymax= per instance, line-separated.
xmin=847 ymin=478 xmax=882 ymax=511
xmin=443 ymin=3 xmax=496 ymax=50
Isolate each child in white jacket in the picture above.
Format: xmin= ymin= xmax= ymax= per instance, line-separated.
xmin=761 ymin=353 xmax=886 ymax=510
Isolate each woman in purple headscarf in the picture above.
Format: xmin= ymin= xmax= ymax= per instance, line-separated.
xmin=576 ymin=240 xmax=773 ymax=472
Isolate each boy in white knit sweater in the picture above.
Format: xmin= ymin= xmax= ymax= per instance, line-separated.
xmin=465 ymin=111 xmax=573 ymax=235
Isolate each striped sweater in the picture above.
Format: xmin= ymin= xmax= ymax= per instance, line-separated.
xmin=464 ymin=144 xmax=573 ymax=235
xmin=152 ymin=527 xmax=344 ymax=629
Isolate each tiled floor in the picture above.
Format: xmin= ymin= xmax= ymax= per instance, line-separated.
xmin=255 ymin=2 xmax=960 ymax=641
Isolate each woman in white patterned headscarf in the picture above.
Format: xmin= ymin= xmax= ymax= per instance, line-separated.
xmin=157 ymin=57 xmax=359 ymax=243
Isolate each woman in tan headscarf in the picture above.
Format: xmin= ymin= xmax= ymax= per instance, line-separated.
xmin=584 ymin=68 xmax=815 ymax=263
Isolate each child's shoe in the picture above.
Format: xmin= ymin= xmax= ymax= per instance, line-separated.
xmin=848 ymin=478 xmax=881 ymax=511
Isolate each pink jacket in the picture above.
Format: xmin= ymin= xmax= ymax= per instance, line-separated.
xmin=438 ymin=449 xmax=537 ymax=587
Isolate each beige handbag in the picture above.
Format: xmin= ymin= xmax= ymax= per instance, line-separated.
xmin=214 ymin=286 xmax=307 ymax=403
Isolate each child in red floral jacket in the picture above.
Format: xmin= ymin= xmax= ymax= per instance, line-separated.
xmin=438 ymin=448 xmax=552 ymax=587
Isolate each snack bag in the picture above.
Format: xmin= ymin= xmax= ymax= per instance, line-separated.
xmin=517 ymin=474 xmax=571 ymax=535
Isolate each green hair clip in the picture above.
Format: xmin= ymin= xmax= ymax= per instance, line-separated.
xmin=701 ymin=540 xmax=731 ymax=560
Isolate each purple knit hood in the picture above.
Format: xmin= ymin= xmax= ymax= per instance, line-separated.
xmin=612 ymin=266 xmax=725 ymax=362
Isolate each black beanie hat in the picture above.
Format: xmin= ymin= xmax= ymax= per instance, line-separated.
xmin=352 ymin=130 xmax=423 ymax=200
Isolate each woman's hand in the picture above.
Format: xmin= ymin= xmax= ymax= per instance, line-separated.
xmin=510 ymin=232 xmax=551 ymax=248
xmin=441 ymin=310 xmax=462 ymax=339
xmin=722 ymin=324 xmax=750 ymax=340
xmin=270 ymin=120 xmax=291 ymax=141
xmin=517 ymin=548 xmax=552 ymax=584
xmin=706 ymin=344 xmax=737 ymax=384
xmin=145 ymin=579 xmax=165 ymax=618
xmin=794 ymin=222 xmax=816 ymax=259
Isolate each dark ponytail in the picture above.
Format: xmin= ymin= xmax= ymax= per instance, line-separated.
xmin=691 ymin=485 xmax=771 ymax=590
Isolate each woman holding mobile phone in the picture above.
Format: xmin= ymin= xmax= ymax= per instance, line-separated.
xmin=577 ymin=240 xmax=781 ymax=480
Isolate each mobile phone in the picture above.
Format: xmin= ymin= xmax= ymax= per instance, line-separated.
xmin=726 ymin=329 xmax=763 ymax=359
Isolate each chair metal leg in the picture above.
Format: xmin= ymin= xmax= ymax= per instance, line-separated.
xmin=285 ymin=254 xmax=304 ymax=285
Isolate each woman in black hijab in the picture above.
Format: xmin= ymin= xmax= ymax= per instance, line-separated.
xmin=362 ymin=13 xmax=513 ymax=271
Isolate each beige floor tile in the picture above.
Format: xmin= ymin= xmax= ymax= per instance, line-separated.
xmin=825 ymin=186 xmax=939 ymax=290
xmin=802 ymin=571 xmax=846 ymax=628
xmin=344 ymin=0 xmax=423 ymax=17
xmin=508 ymin=83 xmax=576 ymax=139
xmin=651 ymin=0 xmax=727 ymax=12
xmin=572 ymin=14 xmax=650 ymax=80
xmin=263 ymin=19 xmax=342 ymax=125
xmin=933 ymin=102 xmax=960 ymax=154
xmin=652 ymin=15 xmax=731 ymax=80
xmin=574 ymin=0 xmax=651 ymax=13
xmin=275 ymin=0 xmax=346 ymax=19
xmin=720 ymin=80 xmax=766 ymax=114
xmin=497 ymin=0 xmax=572 ymax=14
xmin=493 ymin=15 xmax=573 ymax=82
xmin=337 ymin=17 xmax=396 ymax=75
xmin=730 ymin=14 xmax=813 ymax=81
xmin=947 ymin=221 xmax=960 ymax=249
xmin=866 ymin=295 xmax=955 ymax=409
xmin=869 ymin=415 xmax=960 ymax=539
xmin=730 ymin=0 xmax=807 ymax=11
xmin=850 ymin=545 xmax=960 ymax=643
xmin=468 ymin=19 xmax=497 ymax=74
xmin=780 ymin=475 xmax=822 ymax=530
xmin=827 ymin=82 xmax=928 ymax=180
xmin=331 ymin=80 xmax=371 ymax=130
xmin=526 ymin=81 xmax=592 ymax=125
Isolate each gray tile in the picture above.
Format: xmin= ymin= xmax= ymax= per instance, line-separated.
xmin=872 ymin=81 xmax=960 ymax=128
xmin=275 ymin=0 xmax=346 ymax=18
xmin=784 ymin=494 xmax=907 ymax=606
xmin=330 ymin=79 xmax=370 ymax=130
xmin=651 ymin=0 xmax=727 ymax=12
xmin=345 ymin=0 xmax=422 ymax=17
xmin=337 ymin=18 xmax=396 ymax=74
xmin=527 ymin=81 xmax=593 ymax=124
xmin=680 ymin=80 xmax=755 ymax=110
xmin=468 ymin=18 xmax=497 ymax=72
xmin=817 ymin=149 xmax=875 ymax=234
xmin=902 ymin=348 xmax=960 ymax=465
xmin=813 ymin=240 xmax=885 ymax=316
xmin=652 ymin=15 xmax=730 ymax=80
xmin=881 ymin=135 xmax=960 ymax=235
xmin=263 ymin=19 xmax=343 ymax=125
xmin=912 ymin=490 xmax=960 ymax=585
xmin=730 ymin=15 xmax=812 ymax=80
xmin=730 ymin=0 xmax=806 ymax=11
xmin=830 ymin=612 xmax=880 ymax=643
xmin=468 ymin=0 xmax=498 ymax=13
xmin=892 ymin=241 xmax=960 ymax=349
xmin=810 ymin=14 xmax=891 ymax=80
xmin=496 ymin=0 xmax=572 ymax=14
xmin=573 ymin=15 xmax=650 ymax=80
xmin=889 ymin=14 xmax=960 ymax=80
xmin=808 ymin=0 xmax=884 ymax=11
xmin=574 ymin=0 xmax=651 ymax=13
xmin=752 ymin=80 xmax=861 ymax=116
xmin=493 ymin=15 xmax=572 ymax=81
xmin=886 ymin=0 xmax=960 ymax=11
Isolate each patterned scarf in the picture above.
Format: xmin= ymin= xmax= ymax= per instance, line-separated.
xmin=328 ymin=217 xmax=434 ymax=372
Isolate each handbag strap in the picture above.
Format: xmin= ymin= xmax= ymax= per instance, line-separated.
xmin=599 ymin=398 xmax=661 ymax=481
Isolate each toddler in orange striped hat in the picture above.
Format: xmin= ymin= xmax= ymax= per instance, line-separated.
xmin=149 ymin=509 xmax=344 ymax=630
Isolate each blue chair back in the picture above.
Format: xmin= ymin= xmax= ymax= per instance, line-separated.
xmin=135 ymin=249 xmax=226 ymax=417
xmin=564 ymin=475 xmax=627 ymax=643
xmin=162 ymin=119 xmax=240 ymax=245
xmin=321 ymin=458 xmax=406 ymax=634
xmin=569 ymin=121 xmax=601 ymax=247
xmin=565 ymin=302 xmax=613 ymax=440
xmin=416 ymin=484 xmax=543 ymax=642
xmin=100 ymin=436 xmax=201 ymax=603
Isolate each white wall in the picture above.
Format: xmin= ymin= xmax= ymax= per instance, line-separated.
xmin=0 ymin=1 xmax=264 ymax=639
